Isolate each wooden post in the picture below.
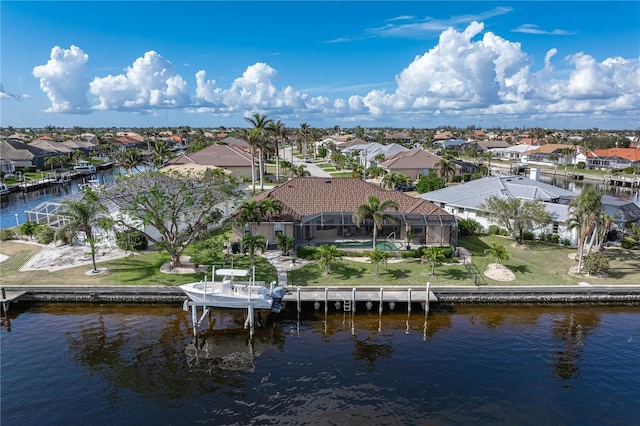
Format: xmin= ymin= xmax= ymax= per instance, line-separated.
xmin=379 ymin=288 xmax=384 ymax=315
xmin=1 ymin=288 xmax=6 ymax=299
xmin=407 ymin=288 xmax=412 ymax=314
xmin=297 ymin=287 xmax=301 ymax=313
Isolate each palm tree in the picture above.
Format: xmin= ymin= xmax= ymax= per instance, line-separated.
xmin=236 ymin=200 xmax=264 ymax=235
xmin=381 ymin=172 xmax=409 ymax=190
xmin=245 ymin=113 xmax=273 ymax=191
xmin=484 ymin=244 xmax=510 ymax=265
xmin=59 ymin=189 xmax=110 ymax=273
xmin=149 ymin=140 xmax=171 ymax=169
xmin=290 ymin=164 xmax=311 ymax=177
xmin=276 ymin=232 xmax=295 ymax=256
xmin=116 ymin=148 xmax=143 ymax=173
xmin=367 ymin=248 xmax=391 ymax=276
xmin=420 ymin=246 xmax=447 ymax=276
xmin=352 ymin=195 xmax=399 ymax=249
xmin=267 ymin=119 xmax=286 ymax=181
xmin=299 ymin=122 xmax=310 ymax=157
xmin=569 ymin=187 xmax=602 ymax=272
xmin=314 ymin=244 xmax=342 ymax=275
xmin=437 ymin=158 xmax=456 ymax=183
xmin=260 ymin=198 xmax=283 ymax=242
xmin=241 ymin=233 xmax=266 ymax=268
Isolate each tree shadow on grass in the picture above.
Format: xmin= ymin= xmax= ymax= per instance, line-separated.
xmin=506 ymin=264 xmax=531 ymax=275
xmin=332 ymin=263 xmax=366 ymax=280
xmin=440 ymin=268 xmax=471 ymax=281
xmin=386 ymin=268 xmax=412 ymax=280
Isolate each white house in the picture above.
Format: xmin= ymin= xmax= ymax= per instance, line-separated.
xmin=418 ymin=170 xmax=579 ymax=244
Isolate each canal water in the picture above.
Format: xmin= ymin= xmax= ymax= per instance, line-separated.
xmin=1 ymin=303 xmax=638 ymax=425
xmin=0 ymin=166 xmax=143 ymax=229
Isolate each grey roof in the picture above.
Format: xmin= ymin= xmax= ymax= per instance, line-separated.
xmin=418 ymin=175 xmax=577 ymax=210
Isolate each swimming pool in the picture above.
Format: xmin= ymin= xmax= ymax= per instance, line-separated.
xmin=334 ymin=240 xmax=399 ymax=251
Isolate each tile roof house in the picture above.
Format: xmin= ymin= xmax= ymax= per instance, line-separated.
xmin=589 ymin=148 xmax=640 ymax=169
xmin=379 ymin=148 xmax=442 ymax=180
xmin=0 ymin=140 xmax=52 ymax=170
xmin=230 ymin=177 xmax=457 ymax=249
xmin=418 ymin=173 xmax=580 ymax=244
xmin=417 ymin=171 xmax=640 ymax=243
xmin=164 ymin=143 xmax=256 ymax=179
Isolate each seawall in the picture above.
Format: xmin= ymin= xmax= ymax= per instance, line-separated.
xmin=3 ymin=285 xmax=640 ymax=306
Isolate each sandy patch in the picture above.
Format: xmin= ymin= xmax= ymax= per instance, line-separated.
xmin=484 ymin=263 xmax=515 ymax=281
xmin=160 ymin=256 xmax=207 ymax=274
xmin=20 ymin=242 xmax=129 ymax=272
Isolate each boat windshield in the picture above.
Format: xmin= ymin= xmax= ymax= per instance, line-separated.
xmin=215 ymin=269 xmax=249 ymax=277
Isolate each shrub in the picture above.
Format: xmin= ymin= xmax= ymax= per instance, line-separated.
xmin=620 ymin=237 xmax=638 ymax=249
xmin=0 ymin=229 xmax=16 ymax=241
xmin=462 ymin=173 xmax=471 ymax=182
xmin=547 ymin=233 xmax=560 ymax=244
xmin=561 ymin=238 xmax=571 ymax=246
xmin=115 ymin=230 xmax=148 ymax=251
xmin=488 ymin=225 xmax=508 ymax=236
xmin=452 ymin=175 xmax=463 ymax=183
xmin=577 ymin=162 xmax=586 ymax=169
xmin=522 ymin=231 xmax=535 ymax=241
xmin=458 ymin=218 xmax=482 ymax=237
xmin=583 ymin=252 xmax=610 ymax=275
xmin=55 ymin=227 xmax=75 ymax=245
xmin=20 ymin=221 xmax=40 ymax=241
xmin=36 ymin=226 xmax=56 ymax=244
xmin=296 ymin=246 xmax=318 ymax=260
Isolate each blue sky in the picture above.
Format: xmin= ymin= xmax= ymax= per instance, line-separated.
xmin=1 ymin=1 xmax=639 ymax=130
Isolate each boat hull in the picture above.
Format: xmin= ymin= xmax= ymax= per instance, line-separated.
xmin=180 ymin=281 xmax=273 ymax=310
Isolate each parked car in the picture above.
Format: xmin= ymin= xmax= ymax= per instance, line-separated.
xmin=395 ymin=184 xmax=417 ymax=192
xmin=304 ymin=157 xmax=313 ymax=163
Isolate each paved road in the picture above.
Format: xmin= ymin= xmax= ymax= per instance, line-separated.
xmin=281 ymin=147 xmax=331 ymax=177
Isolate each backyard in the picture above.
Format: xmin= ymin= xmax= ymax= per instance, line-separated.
xmin=1 ymin=234 xmax=638 ymax=287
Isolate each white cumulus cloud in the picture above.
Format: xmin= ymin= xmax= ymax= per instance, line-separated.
xmin=89 ymin=51 xmax=190 ymax=112
xmin=32 ymin=45 xmax=90 ymax=113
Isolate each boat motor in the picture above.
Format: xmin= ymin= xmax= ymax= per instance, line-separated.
xmin=270 ymin=285 xmax=287 ymax=313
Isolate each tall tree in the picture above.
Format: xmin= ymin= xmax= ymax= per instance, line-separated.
xmin=267 ymin=119 xmax=286 ymax=181
xmin=59 ymin=188 xmax=111 ymax=273
xmin=116 ymin=148 xmax=143 ymax=173
xmin=299 ymin=122 xmax=310 ymax=157
xmin=104 ymin=169 xmax=240 ymax=268
xmin=352 ymin=195 xmax=399 ymax=249
xmin=245 ymin=113 xmax=273 ymax=191
xmin=568 ymin=186 xmax=602 ymax=272
xmin=478 ymin=196 xmax=553 ymax=244
xmin=236 ymin=200 xmax=265 ymax=235
xmin=437 ymin=158 xmax=456 ymax=183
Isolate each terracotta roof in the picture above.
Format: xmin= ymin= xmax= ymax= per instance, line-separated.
xmin=380 ymin=148 xmax=441 ymax=169
xmin=592 ymin=148 xmax=640 ymax=162
xmin=244 ymin=177 xmax=452 ymax=222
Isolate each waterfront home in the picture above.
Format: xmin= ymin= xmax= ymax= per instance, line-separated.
xmin=229 ymin=177 xmax=458 ymax=249
xmin=0 ymin=139 xmax=51 ymax=170
xmin=588 ymin=148 xmax=640 ymax=170
xmin=418 ymin=171 xmax=579 ymax=244
xmin=378 ymin=148 xmax=442 ymax=181
xmin=521 ymin=144 xmax=576 ymax=167
xmin=164 ymin=143 xmax=256 ymax=180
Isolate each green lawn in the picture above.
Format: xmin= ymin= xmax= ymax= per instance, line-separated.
xmin=2 ymin=235 xmax=638 ymax=287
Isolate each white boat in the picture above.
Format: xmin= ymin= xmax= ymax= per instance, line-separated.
xmin=180 ymin=267 xmax=286 ymax=311
xmin=78 ymin=178 xmax=100 ymax=191
xmin=0 ymin=183 xmax=9 ymax=195
xmin=73 ymin=160 xmax=96 ymax=174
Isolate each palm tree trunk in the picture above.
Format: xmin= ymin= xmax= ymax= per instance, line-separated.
xmin=372 ymin=226 xmax=377 ymax=249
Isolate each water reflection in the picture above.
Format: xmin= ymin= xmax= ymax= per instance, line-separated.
xmin=551 ymin=311 xmax=601 ymax=381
